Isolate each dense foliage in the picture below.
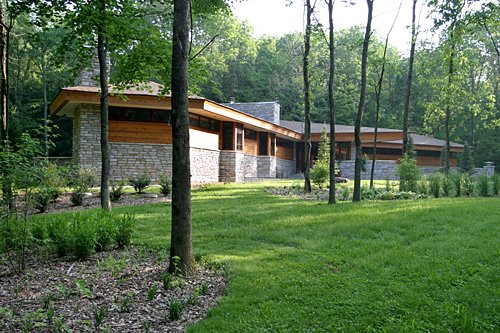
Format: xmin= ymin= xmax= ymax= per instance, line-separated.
xmin=1 ymin=1 xmax=498 ymax=169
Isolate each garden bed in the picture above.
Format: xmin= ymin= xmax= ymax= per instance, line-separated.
xmin=0 ymin=248 xmax=227 ymax=332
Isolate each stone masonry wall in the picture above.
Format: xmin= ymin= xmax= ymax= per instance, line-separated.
xmin=257 ymin=156 xmax=277 ymax=178
xmin=74 ymin=104 xmax=220 ymax=183
xmin=243 ymin=155 xmax=258 ymax=179
xmin=338 ymin=160 xmax=398 ymax=180
xmin=276 ymin=159 xmax=295 ymax=178
xmin=191 ymin=148 xmax=220 ymax=183
xmin=219 ymin=151 xmax=245 ymax=182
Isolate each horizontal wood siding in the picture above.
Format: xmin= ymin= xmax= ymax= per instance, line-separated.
xmin=109 ymin=120 xmax=172 ymax=144
xmin=276 ymin=145 xmax=294 ymax=160
xmin=244 ymin=138 xmax=258 ymax=155
xmin=364 ymin=153 xmax=457 ymax=167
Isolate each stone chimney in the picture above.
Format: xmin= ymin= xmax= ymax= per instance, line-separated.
xmin=75 ymin=52 xmax=110 ymax=87
xmin=222 ymin=101 xmax=281 ymax=125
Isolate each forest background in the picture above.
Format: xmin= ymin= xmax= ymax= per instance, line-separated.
xmin=6 ymin=1 xmax=500 ymax=170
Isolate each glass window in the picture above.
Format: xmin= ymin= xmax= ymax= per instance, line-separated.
xmin=259 ymin=132 xmax=268 ymax=156
xmin=245 ymin=128 xmax=257 ymax=140
xmin=222 ymin=122 xmax=234 ymax=150
xmin=270 ymin=134 xmax=276 ymax=156
xmin=236 ymin=124 xmax=243 ymax=150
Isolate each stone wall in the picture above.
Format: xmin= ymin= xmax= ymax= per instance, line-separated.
xmin=109 ymin=143 xmax=172 ymax=181
xmin=222 ymin=102 xmax=280 ymax=125
xmin=191 ymin=148 xmax=220 ymax=183
xmin=338 ymin=160 xmax=399 ymax=180
xmin=472 ymin=162 xmax=496 ymax=176
xmin=219 ymin=151 xmax=245 ymax=182
xmin=243 ymin=154 xmax=258 ymax=179
xmin=276 ymin=159 xmax=295 ymax=178
xmin=257 ymin=156 xmax=277 ymax=178
xmin=73 ymin=104 xmax=101 ymax=170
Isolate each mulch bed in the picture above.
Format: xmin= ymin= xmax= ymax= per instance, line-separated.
xmin=1 ymin=191 xmax=227 ymax=332
xmin=0 ymin=248 xmax=227 ymax=332
xmin=43 ymin=191 xmax=169 ymax=214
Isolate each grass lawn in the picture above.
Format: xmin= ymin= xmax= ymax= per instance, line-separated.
xmin=39 ymin=181 xmax=499 ymax=332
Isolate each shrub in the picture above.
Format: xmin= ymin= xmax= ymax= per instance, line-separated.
xmin=462 ymin=173 xmax=474 ymax=196
xmin=115 ymin=214 xmax=135 ymax=248
xmin=74 ymin=168 xmax=97 ymax=190
xmin=310 ymin=162 xmax=329 ymax=188
xmin=360 ymin=186 xmax=382 ymax=200
xmin=110 ymin=181 xmax=126 ymax=202
xmin=159 ymin=175 xmax=171 ymax=197
xmin=48 ymin=219 xmax=71 ymax=257
xmin=492 ymin=174 xmax=500 ymax=196
xmin=396 ymin=155 xmax=420 ymax=192
xmin=33 ymin=187 xmax=60 ymax=213
xmin=379 ymin=191 xmax=395 ymax=200
xmin=442 ymin=176 xmax=455 ymax=197
xmin=340 ymin=186 xmax=350 ymax=201
xmin=129 ymin=175 xmax=151 ymax=194
xmin=71 ymin=216 xmax=97 ymax=260
xmin=70 ymin=188 xmax=85 ymax=206
xmin=449 ymin=173 xmax=463 ymax=197
xmin=94 ymin=213 xmax=115 ymax=252
xmin=476 ymin=175 xmax=491 ymax=197
xmin=31 ymin=221 xmax=47 ymax=242
xmin=417 ymin=176 xmax=430 ymax=196
xmin=428 ymin=173 xmax=443 ymax=198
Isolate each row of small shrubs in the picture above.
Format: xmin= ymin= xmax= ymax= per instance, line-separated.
xmin=30 ymin=212 xmax=136 ymax=260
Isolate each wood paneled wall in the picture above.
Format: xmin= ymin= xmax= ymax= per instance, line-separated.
xmin=109 ymin=120 xmax=172 ymax=144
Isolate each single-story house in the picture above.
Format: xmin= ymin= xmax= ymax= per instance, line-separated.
xmin=50 ymin=74 xmax=464 ymax=183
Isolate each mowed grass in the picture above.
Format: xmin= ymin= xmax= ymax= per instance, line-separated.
xmin=42 ymin=181 xmax=499 ymax=332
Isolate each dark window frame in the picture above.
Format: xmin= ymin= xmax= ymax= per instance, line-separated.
xmin=222 ymin=122 xmax=234 ymax=150
xmin=258 ymin=132 xmax=268 ymax=156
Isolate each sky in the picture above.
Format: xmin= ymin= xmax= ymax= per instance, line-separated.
xmin=231 ymin=0 xmax=437 ymax=54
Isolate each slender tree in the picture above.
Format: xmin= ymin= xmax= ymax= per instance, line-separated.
xmin=327 ymin=0 xmax=336 ymax=204
xmin=402 ymin=0 xmax=418 ymax=155
xmin=370 ymin=1 xmax=401 ymax=188
xmin=97 ymin=0 xmax=111 ymax=210
xmin=303 ymin=0 xmax=313 ymax=193
xmin=169 ymin=0 xmax=195 ymax=274
xmin=353 ymin=0 xmax=373 ymax=202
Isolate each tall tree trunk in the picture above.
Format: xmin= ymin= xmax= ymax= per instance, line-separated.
xmin=444 ymin=30 xmax=455 ymax=175
xmin=402 ymin=0 xmax=417 ymax=155
xmin=303 ymin=0 xmax=312 ymax=193
xmin=0 ymin=3 xmax=12 ymax=208
xmin=370 ymin=1 xmax=400 ymax=188
xmin=42 ymin=54 xmax=48 ymax=158
xmin=353 ymin=0 xmax=373 ymax=202
xmin=169 ymin=0 xmax=195 ymax=275
xmin=97 ymin=0 xmax=111 ymax=211
xmin=327 ymin=0 xmax=336 ymax=204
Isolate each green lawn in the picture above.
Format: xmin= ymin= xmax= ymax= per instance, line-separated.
xmin=45 ymin=182 xmax=500 ymax=332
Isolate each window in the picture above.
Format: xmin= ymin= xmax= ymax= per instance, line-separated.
xmin=109 ymin=106 xmax=171 ymax=123
xmin=245 ymin=128 xmax=257 ymax=140
xmin=270 ymin=134 xmax=276 ymax=156
xmin=222 ymin=122 xmax=234 ymax=150
xmin=236 ymin=124 xmax=243 ymax=150
xmin=276 ymin=137 xmax=293 ymax=148
xmin=362 ymin=147 xmax=402 ymax=156
xmin=189 ymin=114 xmax=220 ymax=132
xmin=259 ymin=132 xmax=268 ymax=156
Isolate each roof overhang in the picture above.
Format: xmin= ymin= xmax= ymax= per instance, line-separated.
xmin=49 ymin=88 xmax=303 ymax=140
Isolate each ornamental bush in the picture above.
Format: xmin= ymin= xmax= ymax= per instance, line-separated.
xmin=396 ymin=154 xmax=420 ymax=192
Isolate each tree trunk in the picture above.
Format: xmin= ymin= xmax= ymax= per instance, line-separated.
xmin=97 ymin=0 xmax=111 ymax=211
xmin=370 ymin=1 xmax=399 ymax=188
xmin=444 ymin=32 xmax=455 ymax=175
xmin=0 ymin=3 xmax=12 ymax=208
xmin=402 ymin=0 xmax=417 ymax=155
xmin=327 ymin=0 xmax=336 ymax=204
xmin=42 ymin=54 xmax=48 ymax=158
xmin=169 ymin=0 xmax=195 ymax=275
xmin=303 ymin=0 xmax=312 ymax=193
xmin=353 ymin=0 xmax=373 ymax=202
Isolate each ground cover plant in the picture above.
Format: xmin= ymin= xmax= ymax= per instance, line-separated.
xmin=2 ymin=181 xmax=499 ymax=332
